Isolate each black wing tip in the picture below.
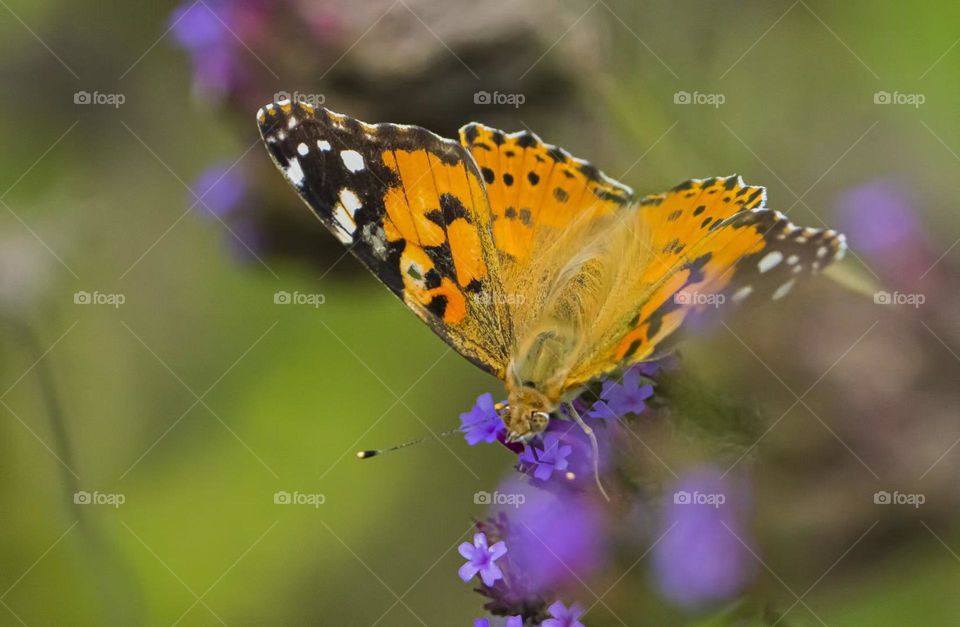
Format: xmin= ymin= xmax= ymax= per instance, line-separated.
xmin=256 ymin=98 xmax=334 ymax=140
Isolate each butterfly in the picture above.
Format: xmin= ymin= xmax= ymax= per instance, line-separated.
xmin=257 ymin=100 xmax=846 ymax=443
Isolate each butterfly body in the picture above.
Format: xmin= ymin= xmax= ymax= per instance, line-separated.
xmin=257 ymin=100 xmax=846 ymax=441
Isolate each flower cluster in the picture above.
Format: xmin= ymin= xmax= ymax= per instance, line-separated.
xmin=459 ymin=362 xmax=659 ymax=491
xmin=459 ymin=527 xmax=588 ymax=627
xmin=455 ymin=362 xmax=672 ymax=624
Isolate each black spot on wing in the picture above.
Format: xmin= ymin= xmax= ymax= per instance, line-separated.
xmin=579 ymin=162 xmax=601 ymax=181
xmin=439 ymin=193 xmax=472 ymax=224
xmin=547 ymin=146 xmax=567 ymax=162
xmin=516 ymin=132 xmax=538 ymax=148
xmin=462 ymin=124 xmax=479 ymax=144
xmin=425 ymin=294 xmax=448 ymax=319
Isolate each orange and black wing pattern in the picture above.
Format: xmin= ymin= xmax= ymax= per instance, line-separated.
xmin=565 ymin=175 xmax=846 ymax=388
xmin=257 ymin=102 xmax=512 ymax=376
xmin=458 ymin=123 xmax=634 ymax=272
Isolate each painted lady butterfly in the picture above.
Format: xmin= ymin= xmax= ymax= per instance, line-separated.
xmin=257 ymin=101 xmax=846 ymax=442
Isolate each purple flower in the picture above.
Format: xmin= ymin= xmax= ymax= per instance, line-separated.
xmin=584 ymin=400 xmax=617 ymax=421
xmin=519 ymin=432 xmax=572 ymax=481
xmin=461 ymin=393 xmax=505 ymax=446
xmin=170 ymin=1 xmax=230 ymax=51
xmin=590 ymin=366 xmax=653 ymax=419
xmin=170 ymin=0 xmax=266 ymax=96
xmin=459 ymin=532 xmax=507 ymax=587
xmin=495 ymin=478 xmax=606 ymax=594
xmin=634 ymin=361 xmax=662 ymax=377
xmin=474 ymin=617 xmax=523 ymax=627
xmin=542 ymin=601 xmax=586 ymax=627
xmin=190 ymin=161 xmax=247 ymax=218
xmin=652 ymin=467 xmax=754 ymax=608
xmin=837 ymin=180 xmax=921 ymax=256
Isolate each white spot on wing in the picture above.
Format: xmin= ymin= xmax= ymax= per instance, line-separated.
xmin=772 ymin=278 xmax=796 ymax=301
xmin=758 ymin=251 xmax=783 ymax=273
xmin=816 ymin=246 xmax=828 ymax=258
xmin=786 ymin=254 xmax=799 ymax=265
xmin=332 ymin=204 xmax=356 ymax=241
xmin=340 ymin=150 xmax=365 ymax=172
xmin=284 ymin=157 xmax=304 ymax=187
xmin=297 ymin=142 xmax=309 ymax=156
xmin=317 ymin=140 xmax=331 ymax=151
xmin=732 ymin=285 xmax=753 ymax=302
xmin=339 ymin=189 xmax=361 ymax=216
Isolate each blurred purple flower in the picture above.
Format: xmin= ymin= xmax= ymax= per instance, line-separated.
xmin=590 ymin=366 xmax=653 ymax=418
xmin=496 ymin=478 xmax=606 ymax=594
xmin=653 ymin=467 xmax=754 ymax=609
xmin=190 ymin=161 xmax=247 ymax=218
xmin=170 ymin=0 xmax=267 ymax=96
xmin=584 ymin=400 xmax=617 ymax=421
xmin=474 ymin=617 xmax=523 ymax=627
xmin=542 ymin=601 xmax=586 ymax=627
xmin=837 ymin=180 xmax=921 ymax=256
xmin=459 ymin=532 xmax=507 ymax=587
xmin=170 ymin=1 xmax=230 ymax=50
xmin=634 ymin=361 xmax=662 ymax=377
xmin=519 ymin=433 xmax=572 ymax=481
xmin=461 ymin=393 xmax=505 ymax=446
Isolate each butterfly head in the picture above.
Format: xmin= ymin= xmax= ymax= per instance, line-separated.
xmin=503 ymin=385 xmax=553 ymax=442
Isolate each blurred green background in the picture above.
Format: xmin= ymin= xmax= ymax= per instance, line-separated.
xmin=1 ymin=0 xmax=959 ymax=625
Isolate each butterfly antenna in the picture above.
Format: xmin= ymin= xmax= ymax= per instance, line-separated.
xmin=356 ymin=426 xmax=465 ymax=459
xmin=566 ymin=403 xmax=611 ymax=502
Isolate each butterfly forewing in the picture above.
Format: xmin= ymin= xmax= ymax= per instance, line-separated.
xmin=257 ymin=102 xmax=512 ymax=376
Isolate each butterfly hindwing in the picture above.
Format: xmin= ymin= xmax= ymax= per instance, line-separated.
xmin=565 ymin=176 xmax=846 ymax=388
xmin=257 ymin=102 xmax=512 ymax=376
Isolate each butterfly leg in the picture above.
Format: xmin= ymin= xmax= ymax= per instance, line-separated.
xmin=564 ymin=403 xmax=610 ymax=502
